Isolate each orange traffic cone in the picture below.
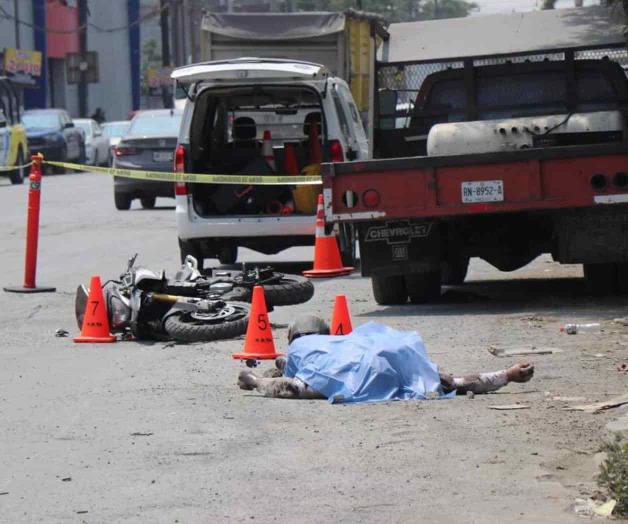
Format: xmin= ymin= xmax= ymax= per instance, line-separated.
xmin=308 ymin=120 xmax=322 ymax=165
xmin=330 ymin=294 xmax=352 ymax=335
xmin=262 ymin=130 xmax=276 ymax=172
xmin=74 ymin=275 xmax=116 ymax=343
xmin=303 ymin=194 xmax=353 ymax=278
xmin=232 ymin=285 xmax=283 ymax=360
xmin=284 ymin=143 xmax=299 ymax=175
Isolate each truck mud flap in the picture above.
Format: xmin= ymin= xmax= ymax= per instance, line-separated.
xmin=555 ymin=208 xmax=628 ymax=264
xmin=357 ymin=219 xmax=440 ymax=277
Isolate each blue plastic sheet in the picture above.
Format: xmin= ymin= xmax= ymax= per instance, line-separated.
xmin=284 ymin=321 xmax=452 ymax=404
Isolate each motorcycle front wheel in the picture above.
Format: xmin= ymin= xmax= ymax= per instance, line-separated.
xmin=163 ymin=302 xmax=249 ymax=343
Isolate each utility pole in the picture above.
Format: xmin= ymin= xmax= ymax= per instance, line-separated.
xmin=160 ymin=0 xmax=171 ymax=67
xmin=78 ymin=0 xmax=88 ymax=117
xmin=13 ymin=0 xmax=20 ymax=48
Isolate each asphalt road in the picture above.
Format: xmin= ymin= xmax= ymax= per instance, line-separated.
xmin=1 ymin=171 xmax=628 ymax=523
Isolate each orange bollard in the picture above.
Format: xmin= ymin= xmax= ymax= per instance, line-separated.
xmin=74 ymin=275 xmax=116 ymax=343
xmin=232 ymin=286 xmax=283 ymax=360
xmin=4 ymin=154 xmax=56 ymax=293
xmin=303 ymin=194 xmax=353 ymax=278
xmin=284 ymin=143 xmax=299 ymax=176
xmin=330 ymin=294 xmax=352 ymax=335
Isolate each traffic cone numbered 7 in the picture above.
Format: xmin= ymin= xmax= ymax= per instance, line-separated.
xmin=303 ymin=194 xmax=353 ymax=278
xmin=74 ymin=275 xmax=116 ymax=343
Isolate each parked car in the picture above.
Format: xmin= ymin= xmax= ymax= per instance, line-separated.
xmin=102 ymin=120 xmax=131 ymax=165
xmin=0 ymin=77 xmax=29 ymax=184
xmin=73 ymin=118 xmax=110 ymax=166
xmin=171 ymin=58 xmax=368 ymax=267
xmin=113 ymin=109 xmax=182 ymax=210
xmin=23 ymin=109 xmax=84 ymax=174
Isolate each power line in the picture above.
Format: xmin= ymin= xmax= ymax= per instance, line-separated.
xmin=0 ymin=1 xmax=170 ymax=36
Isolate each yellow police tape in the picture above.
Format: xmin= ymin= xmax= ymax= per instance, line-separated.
xmin=43 ymin=160 xmax=322 ymax=186
xmin=0 ymin=161 xmax=33 ymax=172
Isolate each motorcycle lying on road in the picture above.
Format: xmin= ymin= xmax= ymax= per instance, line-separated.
xmin=75 ymin=255 xmax=250 ymax=343
xmin=165 ymin=255 xmax=314 ymax=307
xmin=75 ymin=255 xmax=315 ymax=343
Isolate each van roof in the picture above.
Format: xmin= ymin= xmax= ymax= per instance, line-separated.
xmin=171 ymin=58 xmax=329 ymax=84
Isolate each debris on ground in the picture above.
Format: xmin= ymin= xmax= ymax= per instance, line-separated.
xmin=617 ymin=363 xmax=628 ymax=373
xmin=488 ymin=404 xmax=531 ymax=410
xmin=488 ymin=346 xmax=561 ymax=357
xmin=129 ymin=432 xmax=153 ymax=437
xmin=54 ymin=328 xmax=69 ymax=337
xmin=569 ymin=393 xmax=628 ymax=414
xmin=561 ymin=323 xmax=601 ymax=335
xmin=572 ymin=498 xmax=617 ymax=517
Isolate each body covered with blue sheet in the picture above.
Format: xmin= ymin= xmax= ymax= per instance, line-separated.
xmin=284 ymin=321 xmax=450 ymax=403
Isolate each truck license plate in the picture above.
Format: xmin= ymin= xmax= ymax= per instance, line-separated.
xmin=461 ymin=180 xmax=504 ymax=203
xmin=153 ymin=151 xmax=173 ymax=163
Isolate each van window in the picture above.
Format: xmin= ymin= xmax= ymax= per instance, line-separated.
xmin=332 ymin=85 xmax=352 ymax=143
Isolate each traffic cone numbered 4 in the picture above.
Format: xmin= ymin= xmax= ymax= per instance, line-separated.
xmin=74 ymin=275 xmax=116 ymax=343
xmin=303 ymin=194 xmax=353 ymax=278
xmin=330 ymin=294 xmax=353 ymax=336
xmin=232 ymin=285 xmax=283 ymax=360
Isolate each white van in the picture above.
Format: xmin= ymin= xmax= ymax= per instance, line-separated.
xmin=171 ymin=58 xmax=369 ymax=268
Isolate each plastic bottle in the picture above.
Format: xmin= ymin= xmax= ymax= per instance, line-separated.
xmin=560 ymin=323 xmax=601 ymax=335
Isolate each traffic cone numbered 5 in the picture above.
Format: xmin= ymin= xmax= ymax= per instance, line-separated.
xmin=330 ymin=294 xmax=353 ymax=336
xmin=232 ymin=285 xmax=283 ymax=360
xmin=303 ymin=194 xmax=353 ymax=278
xmin=74 ymin=275 xmax=116 ymax=343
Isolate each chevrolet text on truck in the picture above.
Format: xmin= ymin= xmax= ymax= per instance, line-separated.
xmin=323 ymin=6 xmax=628 ymax=304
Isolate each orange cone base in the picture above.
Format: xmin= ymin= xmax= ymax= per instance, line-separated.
xmin=74 ymin=334 xmax=116 ymax=343
xmin=303 ymin=266 xmax=353 ymax=278
xmin=232 ymin=351 xmax=284 ymax=360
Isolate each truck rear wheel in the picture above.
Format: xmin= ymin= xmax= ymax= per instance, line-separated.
xmin=441 ymin=257 xmax=469 ymax=285
xmin=338 ymin=223 xmax=356 ymax=267
xmin=616 ymin=263 xmax=628 ymax=294
xmin=371 ymin=275 xmax=407 ymax=305
xmin=405 ymin=270 xmax=442 ymax=303
xmin=583 ymin=263 xmax=617 ymax=295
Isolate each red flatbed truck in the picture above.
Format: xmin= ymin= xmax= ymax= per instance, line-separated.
xmin=320 ymin=11 xmax=628 ymax=304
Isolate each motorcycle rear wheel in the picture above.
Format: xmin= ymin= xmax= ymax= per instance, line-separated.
xmin=163 ymin=302 xmax=249 ymax=342
xmin=224 ymin=274 xmax=314 ymax=306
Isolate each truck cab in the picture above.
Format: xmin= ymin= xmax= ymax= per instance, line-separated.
xmin=172 ymin=58 xmax=368 ymax=267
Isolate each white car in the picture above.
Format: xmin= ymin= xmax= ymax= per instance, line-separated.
xmin=102 ymin=120 xmax=131 ymax=165
xmin=74 ymin=118 xmax=110 ymax=166
xmin=171 ymin=58 xmax=369 ymax=267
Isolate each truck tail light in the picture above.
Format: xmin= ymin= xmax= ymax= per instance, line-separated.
xmin=114 ymin=146 xmax=139 ymax=157
xmin=362 ymin=189 xmax=381 ymax=208
xmin=174 ymin=144 xmax=187 ymax=196
xmin=329 ymin=140 xmax=344 ymax=162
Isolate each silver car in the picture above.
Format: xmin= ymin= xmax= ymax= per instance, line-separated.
xmin=102 ymin=120 xmax=131 ymax=165
xmin=112 ymin=109 xmax=182 ymax=210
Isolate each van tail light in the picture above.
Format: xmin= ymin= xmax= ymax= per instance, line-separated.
xmin=114 ymin=146 xmax=139 ymax=157
xmin=329 ymin=140 xmax=344 ymax=162
xmin=174 ymin=144 xmax=187 ymax=196
xmin=362 ymin=189 xmax=380 ymax=208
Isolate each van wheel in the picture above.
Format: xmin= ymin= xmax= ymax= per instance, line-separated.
xmin=583 ymin=263 xmax=617 ymax=295
xmin=9 ymin=150 xmax=25 ymax=184
xmin=179 ymin=238 xmax=204 ymax=271
xmin=114 ymin=192 xmax=132 ymax=210
xmin=338 ymin=223 xmax=356 ymax=267
xmin=371 ymin=274 xmax=407 ymax=305
xmin=218 ymin=246 xmax=238 ymax=265
xmin=405 ymin=270 xmax=441 ymax=303
xmin=140 ymin=196 xmax=156 ymax=209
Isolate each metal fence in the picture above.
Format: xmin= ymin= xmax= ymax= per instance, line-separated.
xmin=376 ymin=46 xmax=628 ymax=122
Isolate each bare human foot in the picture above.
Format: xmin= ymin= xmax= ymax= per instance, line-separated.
xmin=506 ymin=362 xmax=534 ymax=383
xmin=238 ymin=370 xmax=259 ymax=390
